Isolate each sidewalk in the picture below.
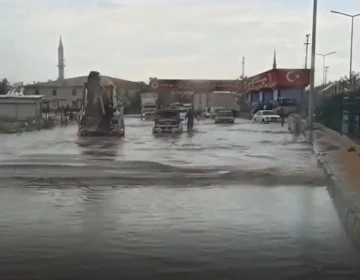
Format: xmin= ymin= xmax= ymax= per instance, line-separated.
xmin=312 ymin=124 xmax=360 ymax=197
xmin=310 ymin=123 xmax=360 ymax=246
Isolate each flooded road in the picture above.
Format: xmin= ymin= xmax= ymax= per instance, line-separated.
xmin=0 ymin=117 xmax=359 ymax=279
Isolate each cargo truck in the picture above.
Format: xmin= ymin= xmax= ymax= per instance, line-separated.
xmin=141 ymin=92 xmax=158 ymax=120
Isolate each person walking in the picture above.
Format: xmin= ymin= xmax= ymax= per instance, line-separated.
xmin=278 ymin=106 xmax=285 ymax=127
xmin=185 ymin=108 xmax=198 ymax=131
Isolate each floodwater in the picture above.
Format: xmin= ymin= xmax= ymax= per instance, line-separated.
xmin=0 ymin=117 xmax=359 ymax=280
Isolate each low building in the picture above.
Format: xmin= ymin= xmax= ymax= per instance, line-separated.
xmin=0 ymin=95 xmax=44 ymax=120
xmin=23 ymin=36 xmax=142 ymax=111
xmin=23 ymin=76 xmax=141 ymax=111
xmin=245 ymin=53 xmax=310 ymax=109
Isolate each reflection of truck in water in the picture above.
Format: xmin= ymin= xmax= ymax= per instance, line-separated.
xmin=78 ymin=71 xmax=125 ymax=137
xmin=141 ymin=92 xmax=158 ymax=120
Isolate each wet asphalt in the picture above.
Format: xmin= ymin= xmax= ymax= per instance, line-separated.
xmin=0 ymin=117 xmax=359 ymax=280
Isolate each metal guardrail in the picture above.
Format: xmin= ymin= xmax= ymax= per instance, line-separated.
xmin=315 ymin=89 xmax=360 ymax=140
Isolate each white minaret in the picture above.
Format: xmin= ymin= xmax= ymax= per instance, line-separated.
xmin=57 ymin=35 xmax=65 ymax=81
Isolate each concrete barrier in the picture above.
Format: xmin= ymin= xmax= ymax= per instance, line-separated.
xmin=304 ymin=125 xmax=360 ymax=249
xmin=287 ymin=114 xmax=302 ymax=136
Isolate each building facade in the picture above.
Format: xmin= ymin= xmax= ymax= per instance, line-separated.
xmin=23 ymin=36 xmax=141 ymax=111
xmin=0 ymin=95 xmax=44 ymax=120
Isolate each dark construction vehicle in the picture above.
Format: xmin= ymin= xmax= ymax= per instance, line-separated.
xmin=78 ymin=71 xmax=125 ymax=137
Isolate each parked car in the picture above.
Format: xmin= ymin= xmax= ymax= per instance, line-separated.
xmin=210 ymin=107 xmax=226 ymax=119
xmin=252 ymin=110 xmax=281 ymax=123
xmin=214 ymin=109 xmax=235 ymax=124
xmin=152 ymin=108 xmax=183 ymax=134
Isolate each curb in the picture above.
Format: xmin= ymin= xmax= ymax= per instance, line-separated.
xmin=304 ymin=129 xmax=360 ymax=249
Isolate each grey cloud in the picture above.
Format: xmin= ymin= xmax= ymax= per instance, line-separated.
xmin=1 ymin=0 xmax=360 ymax=85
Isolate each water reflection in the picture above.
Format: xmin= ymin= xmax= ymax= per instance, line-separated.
xmin=153 ymin=133 xmax=182 ymax=142
xmin=0 ymin=118 xmax=360 ymax=279
xmin=76 ymin=138 xmax=123 ymax=160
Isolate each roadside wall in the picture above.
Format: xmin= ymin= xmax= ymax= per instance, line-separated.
xmin=288 ymin=116 xmax=360 ymax=249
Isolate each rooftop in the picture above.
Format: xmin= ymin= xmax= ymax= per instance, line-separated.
xmin=25 ymin=75 xmax=142 ymax=90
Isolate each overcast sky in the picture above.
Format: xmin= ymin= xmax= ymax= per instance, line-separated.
xmin=1 ymin=0 xmax=360 ymax=85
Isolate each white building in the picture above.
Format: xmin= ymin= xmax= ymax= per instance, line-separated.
xmin=23 ymin=36 xmax=141 ymax=111
xmin=0 ymin=95 xmax=44 ymax=120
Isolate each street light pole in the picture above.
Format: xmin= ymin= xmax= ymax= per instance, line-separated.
xmin=315 ymin=51 xmax=336 ymax=85
xmin=324 ymin=66 xmax=329 ymax=84
xmin=331 ymin=10 xmax=360 ymax=80
xmin=241 ymin=57 xmax=245 ymax=79
xmin=350 ymin=17 xmax=354 ymax=79
xmin=304 ymin=34 xmax=310 ymax=69
xmin=308 ymin=0 xmax=317 ymax=131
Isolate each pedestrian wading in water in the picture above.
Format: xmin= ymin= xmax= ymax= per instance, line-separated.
xmin=185 ymin=108 xmax=199 ymax=131
xmin=277 ymin=106 xmax=285 ymax=127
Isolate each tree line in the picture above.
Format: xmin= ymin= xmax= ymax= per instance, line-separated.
xmin=0 ymin=78 xmax=11 ymax=95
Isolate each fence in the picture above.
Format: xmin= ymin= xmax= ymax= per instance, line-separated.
xmin=315 ymin=88 xmax=360 ymax=140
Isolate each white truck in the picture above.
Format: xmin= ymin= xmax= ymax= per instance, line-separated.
xmin=193 ymin=93 xmax=208 ymax=113
xmin=140 ymin=92 xmax=158 ymax=120
xmin=208 ymin=91 xmax=239 ymax=111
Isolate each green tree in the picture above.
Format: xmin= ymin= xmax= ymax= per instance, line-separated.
xmin=0 ymin=78 xmax=10 ymax=95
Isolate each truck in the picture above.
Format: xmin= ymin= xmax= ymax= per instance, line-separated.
xmin=208 ymin=91 xmax=239 ymax=112
xmin=193 ymin=93 xmax=208 ymax=112
xmin=193 ymin=93 xmax=208 ymax=115
xmin=78 ymin=71 xmax=125 ymax=137
xmin=141 ymin=92 xmax=158 ymax=120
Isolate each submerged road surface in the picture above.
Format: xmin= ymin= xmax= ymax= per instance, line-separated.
xmin=0 ymin=117 xmax=359 ymax=280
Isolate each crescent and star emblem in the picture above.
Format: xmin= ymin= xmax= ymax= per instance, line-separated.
xmin=286 ymin=71 xmax=300 ymax=82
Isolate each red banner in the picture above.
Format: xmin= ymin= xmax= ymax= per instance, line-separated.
xmin=149 ymin=78 xmax=244 ymax=93
xmin=246 ymin=70 xmax=276 ymax=91
xmin=275 ymin=69 xmax=310 ymax=88
xmin=246 ymin=69 xmax=310 ymax=92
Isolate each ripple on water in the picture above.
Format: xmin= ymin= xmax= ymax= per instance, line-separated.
xmin=0 ymin=184 xmax=359 ymax=279
xmin=0 ymin=119 xmax=359 ymax=279
xmin=0 ymin=160 xmax=328 ymax=187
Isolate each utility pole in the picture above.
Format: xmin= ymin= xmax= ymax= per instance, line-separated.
xmin=324 ymin=66 xmax=329 ymax=84
xmin=304 ymin=34 xmax=310 ymax=69
xmin=308 ymin=0 xmax=318 ymax=132
xmin=241 ymin=57 xmax=245 ymax=79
